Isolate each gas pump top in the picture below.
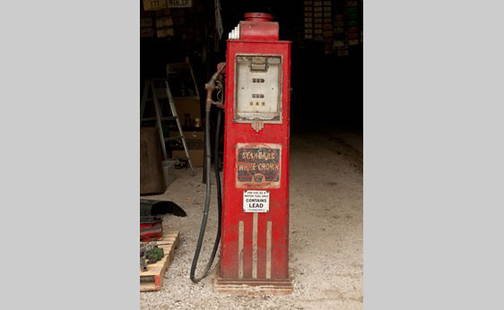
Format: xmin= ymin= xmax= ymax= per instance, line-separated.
xmin=228 ymin=12 xmax=279 ymax=41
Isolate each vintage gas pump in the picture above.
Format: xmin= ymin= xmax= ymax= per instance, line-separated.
xmin=217 ymin=12 xmax=292 ymax=294
xmin=191 ymin=12 xmax=292 ymax=295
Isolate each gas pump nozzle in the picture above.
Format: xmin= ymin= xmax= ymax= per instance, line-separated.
xmin=205 ymin=63 xmax=226 ymax=110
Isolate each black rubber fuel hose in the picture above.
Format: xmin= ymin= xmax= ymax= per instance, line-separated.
xmin=189 ymin=104 xmax=223 ymax=283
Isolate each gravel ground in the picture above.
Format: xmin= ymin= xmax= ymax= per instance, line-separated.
xmin=141 ymin=131 xmax=362 ymax=310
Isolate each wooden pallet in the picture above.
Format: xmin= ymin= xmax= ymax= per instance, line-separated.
xmin=140 ymin=231 xmax=179 ymax=292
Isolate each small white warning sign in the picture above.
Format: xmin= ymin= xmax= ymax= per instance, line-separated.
xmin=243 ymin=190 xmax=270 ymax=213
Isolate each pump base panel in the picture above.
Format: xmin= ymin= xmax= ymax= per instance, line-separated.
xmin=214 ymin=278 xmax=293 ymax=295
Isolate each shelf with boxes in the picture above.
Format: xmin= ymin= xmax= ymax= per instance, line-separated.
xmin=304 ymin=0 xmax=333 ymax=44
xmin=303 ymin=0 xmax=362 ymax=55
xmin=167 ymin=130 xmax=204 ymax=167
xmin=141 ymin=8 xmax=175 ymax=39
xmin=344 ymin=0 xmax=361 ymax=47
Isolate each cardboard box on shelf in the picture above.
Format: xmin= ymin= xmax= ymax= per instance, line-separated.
xmin=334 ymin=40 xmax=346 ymax=47
xmin=169 ymin=130 xmax=204 ymax=149
xmin=185 ymin=130 xmax=204 ymax=140
xmin=323 ymin=30 xmax=333 ymax=37
xmin=143 ymin=0 xmax=167 ymax=11
xmin=156 ymin=16 xmax=173 ymax=28
xmin=173 ymin=97 xmax=201 ymax=128
xmin=156 ymin=27 xmax=174 ymax=38
xmin=172 ymin=149 xmax=204 ymax=167
xmin=141 ymin=18 xmax=154 ymax=28
xmin=141 ymin=28 xmax=155 ymax=38
xmin=167 ymin=0 xmax=192 ymax=8
xmin=155 ymin=8 xmax=172 ymax=16
xmin=149 ymin=92 xmax=200 ymax=128
xmin=337 ymin=48 xmax=349 ymax=56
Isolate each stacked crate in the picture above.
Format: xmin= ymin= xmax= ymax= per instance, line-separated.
xmin=345 ymin=0 xmax=361 ymax=47
xmin=141 ymin=8 xmax=175 ymax=39
xmin=141 ymin=16 xmax=155 ymax=38
xmin=304 ymin=1 xmax=314 ymax=40
xmin=155 ymin=11 xmax=174 ymax=38
xmin=313 ymin=1 xmax=323 ymax=41
xmin=331 ymin=0 xmax=362 ymax=56
xmin=333 ymin=13 xmax=347 ymax=56
xmin=304 ymin=1 xmax=334 ymax=53
xmin=321 ymin=1 xmax=334 ymax=54
xmin=304 ymin=2 xmax=332 ymax=38
xmin=143 ymin=0 xmax=167 ymax=11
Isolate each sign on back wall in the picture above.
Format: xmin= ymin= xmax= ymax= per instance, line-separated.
xmin=167 ymin=0 xmax=192 ymax=8
xmin=143 ymin=0 xmax=192 ymax=11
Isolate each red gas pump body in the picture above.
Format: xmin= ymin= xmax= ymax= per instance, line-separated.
xmin=216 ymin=13 xmax=292 ymax=294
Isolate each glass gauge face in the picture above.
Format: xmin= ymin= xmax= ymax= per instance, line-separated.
xmin=235 ymin=55 xmax=282 ymax=122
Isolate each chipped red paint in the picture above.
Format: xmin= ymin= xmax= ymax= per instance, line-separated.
xmin=219 ymin=13 xmax=291 ymax=284
xmin=240 ymin=13 xmax=279 ymax=41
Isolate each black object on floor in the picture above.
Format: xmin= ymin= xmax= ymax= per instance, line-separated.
xmin=141 ymin=199 xmax=187 ymax=217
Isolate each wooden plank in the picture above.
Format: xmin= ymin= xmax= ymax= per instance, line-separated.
xmin=140 ymin=127 xmax=166 ymax=195
xmin=141 ymin=235 xmax=178 ymax=275
xmin=140 ymin=231 xmax=179 ymax=291
xmin=140 ymin=282 xmax=157 ymax=291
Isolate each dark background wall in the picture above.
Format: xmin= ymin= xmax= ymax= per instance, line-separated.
xmin=141 ymin=0 xmax=362 ymax=132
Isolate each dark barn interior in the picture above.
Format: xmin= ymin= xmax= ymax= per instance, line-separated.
xmin=141 ymin=0 xmax=362 ymax=132
xmin=140 ymin=0 xmax=363 ymax=308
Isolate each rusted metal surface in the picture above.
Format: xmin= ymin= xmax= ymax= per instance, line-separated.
xmin=219 ymin=13 xmax=292 ymax=292
xmin=239 ymin=13 xmax=279 ymax=41
xmin=235 ymin=143 xmax=281 ymax=189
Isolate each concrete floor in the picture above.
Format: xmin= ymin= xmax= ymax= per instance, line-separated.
xmin=140 ymin=131 xmax=362 ymax=310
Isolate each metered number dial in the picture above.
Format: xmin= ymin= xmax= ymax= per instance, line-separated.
xmin=235 ymin=55 xmax=282 ymax=121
